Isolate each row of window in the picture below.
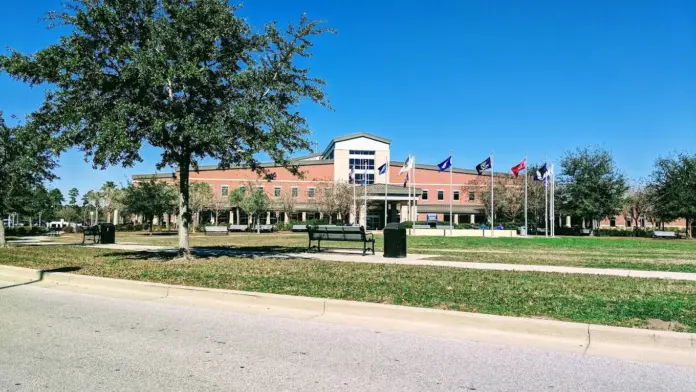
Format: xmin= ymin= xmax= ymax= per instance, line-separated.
xmin=348 ymin=158 xmax=375 ymax=170
xmin=421 ymin=190 xmax=476 ymax=201
xmin=348 ymin=150 xmax=376 ymax=156
xmin=220 ymin=185 xmax=315 ymax=198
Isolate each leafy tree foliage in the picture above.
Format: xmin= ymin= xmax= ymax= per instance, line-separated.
xmin=68 ymin=188 xmax=80 ymax=207
xmin=122 ymin=178 xmax=177 ymax=231
xmin=190 ymin=182 xmax=213 ymax=228
xmin=1 ymin=0 xmax=332 ymax=256
xmin=314 ymin=181 xmax=355 ymax=224
xmin=650 ymin=154 xmax=696 ymax=238
xmin=559 ymin=147 xmax=627 ymax=230
xmin=0 ymin=116 xmax=57 ymax=245
xmin=238 ymin=183 xmax=271 ymax=233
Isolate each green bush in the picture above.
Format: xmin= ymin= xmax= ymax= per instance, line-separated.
xmin=63 ymin=226 xmax=75 ymax=234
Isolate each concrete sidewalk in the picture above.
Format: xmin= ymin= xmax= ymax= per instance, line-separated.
xmin=87 ymin=243 xmax=696 ymax=282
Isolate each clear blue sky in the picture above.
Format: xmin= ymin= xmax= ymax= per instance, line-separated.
xmin=1 ymin=0 xmax=694 ymax=197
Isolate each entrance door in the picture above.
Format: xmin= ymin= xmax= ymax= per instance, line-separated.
xmin=366 ymin=215 xmax=380 ymax=230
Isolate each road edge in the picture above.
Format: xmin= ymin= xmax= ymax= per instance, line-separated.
xmin=1 ymin=264 xmax=694 ymax=367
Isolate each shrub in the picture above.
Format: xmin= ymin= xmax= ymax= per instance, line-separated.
xmin=63 ymin=226 xmax=75 ymax=234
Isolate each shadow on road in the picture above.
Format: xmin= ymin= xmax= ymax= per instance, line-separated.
xmin=0 ymin=266 xmax=82 ymax=290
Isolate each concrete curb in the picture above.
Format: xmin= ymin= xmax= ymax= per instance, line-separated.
xmin=1 ymin=265 xmax=694 ymax=367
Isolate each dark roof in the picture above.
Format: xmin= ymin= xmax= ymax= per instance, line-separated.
xmin=417 ymin=204 xmax=484 ymax=214
xmin=330 ymin=132 xmax=391 ymax=145
xmin=390 ymin=161 xmax=511 ymax=177
xmin=365 ymin=184 xmax=422 ymax=197
xmin=132 ymin=173 xmax=176 ymax=180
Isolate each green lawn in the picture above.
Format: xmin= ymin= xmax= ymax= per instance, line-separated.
xmin=1 ymin=245 xmax=696 ymax=332
xmin=52 ymin=231 xmax=696 ymax=272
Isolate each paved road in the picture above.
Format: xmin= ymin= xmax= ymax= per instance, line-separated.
xmin=1 ymin=283 xmax=695 ymax=392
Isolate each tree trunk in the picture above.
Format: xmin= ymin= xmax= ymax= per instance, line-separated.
xmin=177 ymin=159 xmax=192 ymax=257
xmin=257 ymin=214 xmax=260 ymax=234
xmin=687 ymin=218 xmax=692 ymax=239
xmin=0 ymin=206 xmax=6 ymax=247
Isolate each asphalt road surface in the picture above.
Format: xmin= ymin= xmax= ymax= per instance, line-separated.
xmin=1 ymin=281 xmax=695 ymax=392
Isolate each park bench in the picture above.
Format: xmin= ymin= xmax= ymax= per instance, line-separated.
xmin=412 ymin=225 xmax=431 ymax=229
xmin=292 ymin=225 xmax=308 ymax=232
xmin=228 ymin=225 xmax=248 ymax=232
xmin=204 ymin=226 xmax=228 ymax=236
xmin=307 ymin=225 xmax=375 ymax=256
xmin=653 ymin=230 xmax=678 ymax=239
xmin=579 ymin=229 xmax=592 ymax=236
xmin=251 ymin=224 xmax=275 ymax=232
xmin=82 ymin=225 xmax=100 ymax=244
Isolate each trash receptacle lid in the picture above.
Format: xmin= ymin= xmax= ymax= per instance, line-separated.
xmin=384 ymin=223 xmax=404 ymax=230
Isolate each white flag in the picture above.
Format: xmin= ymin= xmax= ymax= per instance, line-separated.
xmin=398 ymin=155 xmax=412 ymax=175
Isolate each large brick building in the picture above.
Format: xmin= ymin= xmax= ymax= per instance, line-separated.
xmin=133 ymin=132 xmax=688 ymax=231
xmin=134 ymin=132 xmax=496 ymax=229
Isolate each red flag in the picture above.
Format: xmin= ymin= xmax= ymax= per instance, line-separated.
xmin=511 ymin=159 xmax=526 ymax=177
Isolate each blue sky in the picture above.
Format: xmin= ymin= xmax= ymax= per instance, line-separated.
xmin=1 ymin=0 xmax=694 ymax=197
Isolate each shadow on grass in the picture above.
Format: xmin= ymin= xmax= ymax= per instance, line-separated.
xmin=135 ymin=231 xmax=178 ymax=237
xmin=0 ymin=266 xmax=82 ymax=290
xmin=99 ymin=245 xmax=312 ymax=262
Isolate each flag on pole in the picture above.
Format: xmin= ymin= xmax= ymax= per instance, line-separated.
xmin=378 ymin=162 xmax=387 ymax=175
xmin=534 ymin=163 xmax=549 ymax=187
xmin=437 ymin=156 xmax=452 ymax=172
xmin=511 ymin=159 xmax=526 ymax=177
xmin=475 ymin=157 xmax=492 ymax=175
xmin=403 ymin=172 xmax=409 ymax=187
xmin=398 ymin=155 xmax=412 ymax=175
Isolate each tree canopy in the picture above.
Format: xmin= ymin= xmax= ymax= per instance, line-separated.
xmin=122 ymin=178 xmax=177 ymax=231
xmin=650 ymin=154 xmax=696 ymax=238
xmin=1 ymin=0 xmax=332 ymax=256
xmin=0 ymin=115 xmax=58 ymax=245
xmin=559 ymin=147 xmax=627 ymax=230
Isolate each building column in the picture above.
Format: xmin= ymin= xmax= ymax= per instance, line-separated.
xmin=565 ymin=215 xmax=571 ymax=227
xmin=113 ymin=209 xmax=119 ymax=225
xmin=319 ymin=212 xmax=324 ymax=220
xmin=302 ymin=212 xmax=307 ymax=222
xmin=454 ymin=214 xmax=459 ymax=225
xmin=359 ymin=203 xmax=367 ymax=228
xmin=284 ymin=212 xmax=290 ymax=224
xmin=236 ymin=209 xmax=240 ymax=225
xmin=412 ymin=205 xmax=418 ymax=222
xmin=230 ymin=211 xmax=234 ymax=225
xmin=470 ymin=214 xmax=475 ymax=224
xmin=266 ymin=212 xmax=271 ymax=225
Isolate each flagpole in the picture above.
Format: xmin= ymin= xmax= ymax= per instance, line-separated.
xmin=353 ymin=175 xmax=356 ymax=225
xmin=490 ymin=153 xmax=494 ymax=237
xmin=544 ymin=158 xmax=548 ymax=238
xmin=407 ymin=153 xmax=411 ymax=223
xmin=384 ymin=161 xmax=388 ymax=228
xmin=524 ymin=154 xmax=528 ymax=237
xmin=551 ymin=162 xmax=555 ymax=237
xmin=449 ymin=152 xmax=453 ymax=234
xmin=364 ymin=163 xmax=367 ymax=229
xmin=412 ymin=155 xmax=416 ymax=222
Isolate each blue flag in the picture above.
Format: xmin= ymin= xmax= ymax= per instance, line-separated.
xmin=534 ymin=163 xmax=549 ymax=187
xmin=378 ymin=162 xmax=387 ymax=175
xmin=437 ymin=156 xmax=452 ymax=172
xmin=476 ymin=157 xmax=492 ymax=175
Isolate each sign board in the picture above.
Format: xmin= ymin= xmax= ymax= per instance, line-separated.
xmin=426 ymin=213 xmax=437 ymax=222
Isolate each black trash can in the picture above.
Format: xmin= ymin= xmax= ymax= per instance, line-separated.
xmin=383 ymin=222 xmax=407 ymax=258
xmin=99 ymin=223 xmax=116 ymax=244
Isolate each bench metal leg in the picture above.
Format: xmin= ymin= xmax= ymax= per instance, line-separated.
xmin=363 ymin=241 xmax=367 ymax=256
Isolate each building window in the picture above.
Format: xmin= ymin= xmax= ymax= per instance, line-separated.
xmin=274 ymin=187 xmax=281 ymax=197
xmin=349 ymin=150 xmax=376 ymax=156
xmin=221 ymin=185 xmax=229 ymax=197
xmin=256 ymin=186 xmax=264 ymax=193
xmin=422 ymin=190 xmax=428 ymax=200
xmin=610 ymin=218 xmax=616 ymax=227
xmin=468 ymin=191 xmax=475 ymax=201
xmin=437 ymin=190 xmax=444 ymax=201
xmin=291 ymin=187 xmax=299 ymax=198
xmin=308 ymin=187 xmax=315 ymax=198
xmin=240 ymin=185 xmax=246 ymax=192
xmin=349 ymin=158 xmax=375 ymax=170
xmin=354 ymin=173 xmax=375 ymax=185
xmin=453 ymin=190 xmax=460 ymax=201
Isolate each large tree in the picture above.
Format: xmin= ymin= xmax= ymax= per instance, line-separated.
xmin=559 ymin=147 xmax=628 ymax=231
xmin=122 ymin=178 xmax=177 ymax=232
xmin=650 ymin=154 xmax=696 ymax=238
xmin=621 ymin=180 xmax=654 ymax=230
xmin=189 ymin=182 xmax=213 ymax=229
xmin=1 ymin=0 xmax=332 ymax=257
xmin=0 ymin=116 xmax=57 ymax=245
